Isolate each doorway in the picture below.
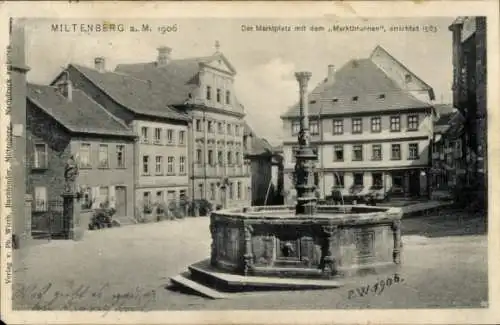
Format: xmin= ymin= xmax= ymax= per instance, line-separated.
xmin=408 ymin=170 xmax=421 ymax=197
xmin=115 ymin=186 xmax=127 ymax=216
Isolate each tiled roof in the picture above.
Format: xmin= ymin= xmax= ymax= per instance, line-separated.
xmin=281 ymin=57 xmax=431 ymax=118
xmin=27 ymin=83 xmax=135 ymax=137
xmin=70 ymin=64 xmax=190 ymax=121
xmin=250 ymin=137 xmax=273 ymax=156
xmin=433 ymin=104 xmax=464 ymax=136
xmin=115 ymin=54 xmax=245 ymax=113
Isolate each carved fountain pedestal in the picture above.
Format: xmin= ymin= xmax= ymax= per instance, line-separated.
xmin=210 ymin=205 xmax=402 ymax=279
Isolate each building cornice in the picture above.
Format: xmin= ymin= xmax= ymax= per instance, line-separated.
xmin=283 ymin=135 xmax=430 ymax=146
xmin=281 ymin=106 xmax=432 ymax=120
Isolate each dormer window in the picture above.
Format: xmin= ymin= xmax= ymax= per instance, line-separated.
xmin=352 ymin=96 xmax=359 ymax=102
xmin=378 ymin=94 xmax=385 ymax=99
xmin=309 ymin=100 xmax=317 ymax=104
xmin=332 ymin=98 xmax=339 ymax=103
xmin=405 ymin=74 xmax=412 ymax=83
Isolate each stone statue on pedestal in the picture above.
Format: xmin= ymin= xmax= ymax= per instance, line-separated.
xmin=64 ymin=155 xmax=79 ymax=194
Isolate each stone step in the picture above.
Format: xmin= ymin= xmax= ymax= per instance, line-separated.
xmin=170 ymin=274 xmax=229 ymax=299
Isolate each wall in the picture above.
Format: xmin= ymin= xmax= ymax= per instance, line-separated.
xmin=197 ymin=62 xmax=236 ymax=112
xmin=251 ymin=156 xmax=272 ymax=205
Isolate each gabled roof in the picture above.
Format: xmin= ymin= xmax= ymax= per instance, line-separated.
xmin=63 ymin=64 xmax=190 ymax=121
xmin=27 ymin=83 xmax=135 ymax=137
xmin=115 ymin=52 xmax=243 ymax=113
xmin=281 ymin=57 xmax=431 ymax=118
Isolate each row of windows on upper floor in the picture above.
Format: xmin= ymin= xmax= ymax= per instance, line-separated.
xmin=141 ymin=127 xmax=187 ymax=146
xmin=196 ymin=180 xmax=248 ymax=202
xmin=195 ymin=148 xmax=247 ymax=166
xmin=142 ymin=155 xmax=187 ymax=176
xmin=194 ymin=119 xmax=242 ymax=136
xmin=290 ymin=114 xmax=421 ymax=136
xmin=204 ymin=86 xmax=231 ymax=105
xmin=288 ymin=142 xmax=422 ymax=163
xmin=31 ymin=143 xmax=128 ymax=170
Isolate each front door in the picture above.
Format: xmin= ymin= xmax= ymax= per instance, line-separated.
xmin=115 ymin=186 xmax=127 ymax=216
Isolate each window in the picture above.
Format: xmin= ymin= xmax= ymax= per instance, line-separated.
xmin=33 ymin=143 xmax=48 ymax=169
xmin=116 ymin=145 xmax=125 ymax=168
xmin=141 ymin=127 xmax=149 ymax=143
xmin=235 ymin=152 xmax=241 ymax=165
xmin=310 ymin=120 xmax=319 ymax=135
xmin=227 ymin=151 xmax=233 ymax=165
xmin=166 ymin=129 xmax=174 ymax=144
xmin=143 ymin=192 xmax=151 ymax=206
xmin=167 ymin=156 xmax=175 ymax=174
xmin=235 ymin=125 xmax=240 ymax=136
xmin=179 ymin=190 xmax=186 ymax=201
xmin=98 ymin=144 xmax=109 ymax=168
xmin=405 ymin=74 xmax=412 ymax=83
xmin=208 ymin=121 xmax=214 ymax=133
xmin=34 ymin=186 xmax=47 ymax=212
xmin=391 ymin=144 xmax=401 ymax=160
xmin=334 ymin=145 xmax=344 ymax=161
xmin=237 ymin=182 xmax=242 ymax=200
xmin=227 ymin=124 xmax=232 ymax=135
xmin=208 ymin=150 xmax=214 ymax=166
xmin=167 ymin=190 xmax=176 ymax=203
xmin=196 ymin=149 xmax=202 ymax=164
xmin=155 ymin=156 xmax=163 ymax=175
xmin=178 ymin=130 xmax=185 ymax=145
xmin=292 ymin=121 xmax=300 ymax=135
xmin=371 ymin=117 xmax=381 ymax=133
xmin=390 ymin=116 xmax=401 ymax=132
xmin=226 ymin=90 xmax=231 ymax=104
xmin=407 ymin=115 xmax=419 ymax=131
xmin=372 ymin=144 xmax=382 ymax=161
xmin=229 ymin=182 xmax=234 ymax=199
xmin=372 ymin=173 xmax=383 ymax=188
xmin=179 ymin=156 xmax=186 ymax=174
xmin=195 ymin=119 xmax=202 ymax=132
xmin=352 ymin=145 xmax=363 ymax=161
xmin=352 ymin=96 xmax=359 ymax=101
xmin=81 ymin=186 xmax=93 ymax=210
xmin=353 ymin=173 xmax=364 ymax=186
xmin=218 ymin=150 xmax=223 ymax=165
xmin=333 ymin=119 xmax=343 ymax=135
xmin=218 ymin=122 xmax=224 ymax=134
xmin=408 ymin=143 xmax=419 ymax=160
xmin=210 ymin=183 xmax=216 ymax=200
xmin=156 ymin=191 xmax=163 ymax=203
xmin=99 ymin=186 xmax=109 ymax=207
xmin=334 ymin=173 xmax=344 ymax=188
xmin=206 ymin=86 xmax=212 ymax=100
xmin=79 ymin=143 xmax=92 ymax=168
xmin=352 ymin=118 xmax=362 ymax=134
xmin=198 ymin=183 xmax=204 ymax=199
xmin=216 ymin=88 xmax=221 ymax=103
xmin=154 ymin=128 xmax=162 ymax=144
xmin=142 ymin=155 xmax=150 ymax=175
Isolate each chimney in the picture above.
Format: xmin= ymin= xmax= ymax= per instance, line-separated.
xmin=157 ymin=46 xmax=172 ymax=67
xmin=58 ymin=71 xmax=73 ymax=102
xmin=327 ymin=64 xmax=336 ymax=83
xmin=94 ymin=57 xmax=105 ymax=72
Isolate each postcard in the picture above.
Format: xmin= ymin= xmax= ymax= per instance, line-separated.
xmin=0 ymin=1 xmax=498 ymax=324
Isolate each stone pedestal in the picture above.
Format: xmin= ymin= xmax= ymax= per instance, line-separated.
xmin=61 ymin=192 xmax=83 ymax=241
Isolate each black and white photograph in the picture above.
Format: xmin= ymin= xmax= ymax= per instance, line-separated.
xmin=1 ymin=1 xmax=498 ymax=324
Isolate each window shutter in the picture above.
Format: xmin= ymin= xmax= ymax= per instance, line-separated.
xmin=109 ymin=186 xmax=116 ymax=209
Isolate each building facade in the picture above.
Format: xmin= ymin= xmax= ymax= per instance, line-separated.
xmin=115 ymin=45 xmax=252 ymax=208
xmin=449 ymin=17 xmax=487 ymax=204
xmin=281 ymin=46 xmax=435 ymax=200
xmin=430 ymin=104 xmax=466 ymax=199
xmin=26 ymin=83 xmax=136 ymax=235
xmin=52 ymin=61 xmax=191 ymax=212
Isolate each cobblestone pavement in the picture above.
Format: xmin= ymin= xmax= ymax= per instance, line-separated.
xmin=12 ymin=213 xmax=487 ymax=311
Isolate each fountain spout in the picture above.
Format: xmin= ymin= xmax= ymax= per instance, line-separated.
xmin=294 ymin=71 xmax=317 ymax=215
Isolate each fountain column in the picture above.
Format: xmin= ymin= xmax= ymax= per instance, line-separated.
xmin=294 ymin=71 xmax=317 ymax=215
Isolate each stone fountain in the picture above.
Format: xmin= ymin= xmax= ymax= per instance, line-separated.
xmin=171 ymin=72 xmax=403 ymax=297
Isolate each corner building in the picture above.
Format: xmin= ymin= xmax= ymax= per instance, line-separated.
xmin=281 ymin=46 xmax=436 ymax=199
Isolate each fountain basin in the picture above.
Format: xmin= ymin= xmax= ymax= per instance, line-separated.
xmin=210 ymin=205 xmax=403 ymax=279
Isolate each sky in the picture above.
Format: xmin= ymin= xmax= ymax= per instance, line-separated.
xmin=24 ymin=17 xmax=456 ymax=145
